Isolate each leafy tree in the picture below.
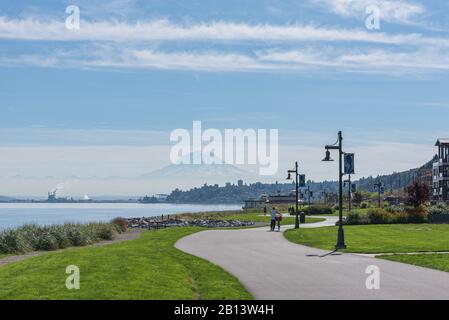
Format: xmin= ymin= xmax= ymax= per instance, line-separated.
xmin=352 ymin=192 xmax=363 ymax=205
xmin=406 ymin=181 xmax=431 ymax=208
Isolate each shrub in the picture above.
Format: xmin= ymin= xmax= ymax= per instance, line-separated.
xmin=34 ymin=232 xmax=59 ymax=251
xmin=367 ymin=208 xmax=393 ymax=224
xmin=352 ymin=192 xmax=363 ymax=205
xmin=345 ymin=212 xmax=369 ymax=225
xmin=387 ymin=205 xmax=405 ymax=214
xmin=343 ymin=206 xmax=429 ymax=225
xmin=0 ymin=222 xmax=118 ymax=254
xmin=111 ymin=217 xmax=128 ymax=233
xmin=428 ymin=203 xmax=449 ymax=215
xmin=360 ymin=202 xmax=369 ymax=209
xmin=49 ymin=225 xmax=71 ymax=249
xmin=65 ymin=225 xmax=90 ymax=246
xmin=95 ymin=224 xmax=117 ymax=240
xmin=392 ymin=212 xmax=409 ymax=224
xmin=0 ymin=229 xmax=31 ymax=254
xmin=406 ymin=206 xmax=428 ymax=223
xmin=304 ymin=206 xmax=333 ymax=215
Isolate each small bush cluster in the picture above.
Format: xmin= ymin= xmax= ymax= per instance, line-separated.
xmin=345 ymin=207 xmax=428 ymax=225
xmin=407 ymin=207 xmax=428 ymax=223
xmin=0 ymin=219 xmax=126 ymax=255
xmin=360 ymin=202 xmax=369 ymax=209
xmin=303 ymin=205 xmax=334 ymax=215
xmin=111 ymin=217 xmax=128 ymax=233
xmin=345 ymin=211 xmax=370 ymax=225
xmin=367 ymin=208 xmax=394 ymax=224
xmin=428 ymin=203 xmax=449 ymax=215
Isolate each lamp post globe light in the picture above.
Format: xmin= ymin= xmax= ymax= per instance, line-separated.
xmin=322 ymin=131 xmax=347 ymax=250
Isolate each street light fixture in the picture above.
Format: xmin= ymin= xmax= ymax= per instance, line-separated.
xmin=374 ymin=178 xmax=384 ymax=208
xmin=322 ymin=131 xmax=347 ymax=250
xmin=322 ymin=150 xmax=334 ymax=162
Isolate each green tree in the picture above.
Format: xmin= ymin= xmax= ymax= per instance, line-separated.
xmin=352 ymin=191 xmax=363 ymax=205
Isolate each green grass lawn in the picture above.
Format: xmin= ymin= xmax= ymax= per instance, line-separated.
xmin=380 ymin=254 xmax=449 ymax=272
xmin=284 ymin=224 xmax=449 ymax=254
xmin=219 ymin=212 xmax=325 ymax=224
xmin=0 ymin=227 xmax=252 ymax=300
xmin=180 ymin=210 xmax=325 ymax=224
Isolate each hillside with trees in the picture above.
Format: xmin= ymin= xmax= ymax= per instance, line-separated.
xmin=165 ymin=156 xmax=437 ymax=204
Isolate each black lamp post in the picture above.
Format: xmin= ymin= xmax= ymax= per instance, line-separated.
xmin=374 ymin=179 xmax=383 ymax=208
xmin=287 ymin=161 xmax=300 ymax=229
xmin=322 ymin=131 xmax=347 ymax=250
xmin=306 ymin=185 xmax=312 ymax=208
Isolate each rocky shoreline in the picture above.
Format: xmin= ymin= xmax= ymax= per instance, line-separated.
xmin=126 ymin=217 xmax=255 ymax=229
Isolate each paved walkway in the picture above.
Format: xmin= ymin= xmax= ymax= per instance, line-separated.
xmin=176 ymin=217 xmax=449 ymax=300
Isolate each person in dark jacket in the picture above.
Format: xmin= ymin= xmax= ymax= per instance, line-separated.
xmin=270 ymin=207 xmax=277 ymax=231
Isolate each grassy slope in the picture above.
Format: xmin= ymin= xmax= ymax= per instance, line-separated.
xmin=380 ymin=254 xmax=449 ymax=273
xmin=284 ymin=224 xmax=449 ymax=254
xmin=179 ymin=210 xmax=325 ymax=224
xmin=0 ymin=228 xmax=252 ymax=300
xmin=221 ymin=213 xmax=325 ymax=224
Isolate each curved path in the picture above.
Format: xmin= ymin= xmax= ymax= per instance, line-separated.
xmin=176 ymin=217 xmax=449 ymax=300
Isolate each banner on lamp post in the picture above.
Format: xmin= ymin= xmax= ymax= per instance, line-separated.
xmin=344 ymin=153 xmax=355 ymax=175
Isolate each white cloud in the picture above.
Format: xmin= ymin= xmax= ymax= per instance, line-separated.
xmin=3 ymin=45 xmax=449 ymax=74
xmin=88 ymin=49 xmax=270 ymax=71
xmin=258 ymin=47 xmax=449 ymax=71
xmin=312 ymin=0 xmax=425 ymax=24
xmin=1 ymin=16 xmax=447 ymax=47
xmin=1 ymin=16 xmax=449 ymax=75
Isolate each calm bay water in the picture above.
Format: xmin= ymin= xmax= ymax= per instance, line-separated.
xmin=0 ymin=203 xmax=242 ymax=230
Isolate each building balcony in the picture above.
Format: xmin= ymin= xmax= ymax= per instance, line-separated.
xmin=434 ymin=158 xmax=449 ymax=166
xmin=434 ymin=175 xmax=449 ymax=181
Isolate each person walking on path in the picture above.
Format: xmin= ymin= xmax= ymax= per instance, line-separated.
xmin=275 ymin=211 xmax=282 ymax=231
xmin=270 ymin=207 xmax=277 ymax=231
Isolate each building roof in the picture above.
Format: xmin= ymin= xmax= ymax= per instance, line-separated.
xmin=435 ymin=139 xmax=449 ymax=146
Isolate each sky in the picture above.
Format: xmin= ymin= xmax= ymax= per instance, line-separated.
xmin=1 ymin=0 xmax=449 ymax=196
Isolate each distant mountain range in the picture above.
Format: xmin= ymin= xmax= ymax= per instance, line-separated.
xmin=0 ymin=196 xmax=16 ymax=202
xmin=1 ymin=156 xmax=438 ymax=202
xmin=140 ymin=162 xmax=251 ymax=179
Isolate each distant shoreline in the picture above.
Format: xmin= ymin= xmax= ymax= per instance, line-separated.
xmin=0 ymin=203 xmax=242 ymax=230
xmin=0 ymin=200 xmax=244 ymax=205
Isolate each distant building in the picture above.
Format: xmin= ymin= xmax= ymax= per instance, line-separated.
xmin=433 ymin=139 xmax=449 ymax=202
xmin=237 ymin=179 xmax=244 ymax=187
xmin=243 ymin=192 xmax=297 ymax=209
xmin=243 ymin=198 xmax=265 ymax=209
